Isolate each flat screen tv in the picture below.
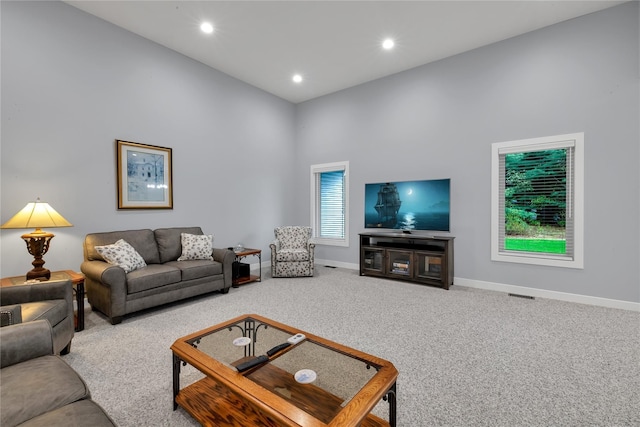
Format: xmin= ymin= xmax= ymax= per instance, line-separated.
xmin=364 ymin=179 xmax=450 ymax=232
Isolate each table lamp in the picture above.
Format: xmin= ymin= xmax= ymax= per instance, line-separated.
xmin=1 ymin=198 xmax=73 ymax=280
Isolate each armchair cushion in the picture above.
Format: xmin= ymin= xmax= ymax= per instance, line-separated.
xmin=275 ymin=249 xmax=311 ymax=262
xmin=20 ymin=300 xmax=67 ymax=329
xmin=1 ymin=304 xmax=22 ymax=327
xmin=275 ymin=226 xmax=312 ymax=249
xmin=1 ymin=354 xmax=90 ymax=426
xmin=18 ymin=400 xmax=116 ymax=427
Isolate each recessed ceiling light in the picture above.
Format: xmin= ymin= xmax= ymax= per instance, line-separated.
xmin=382 ymin=38 xmax=395 ymax=50
xmin=200 ymin=22 xmax=214 ymax=34
xmin=292 ymin=74 xmax=303 ymax=83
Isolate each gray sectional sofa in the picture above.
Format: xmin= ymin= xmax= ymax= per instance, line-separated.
xmin=81 ymin=226 xmax=234 ymax=324
xmin=0 ymin=320 xmax=116 ymax=426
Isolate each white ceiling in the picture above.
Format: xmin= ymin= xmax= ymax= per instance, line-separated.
xmin=64 ymin=1 xmax=625 ymax=104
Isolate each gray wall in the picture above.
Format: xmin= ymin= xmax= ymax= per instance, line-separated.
xmin=0 ymin=1 xmax=296 ymax=276
xmin=294 ymin=2 xmax=639 ymax=302
xmin=1 ymin=1 xmax=638 ymax=303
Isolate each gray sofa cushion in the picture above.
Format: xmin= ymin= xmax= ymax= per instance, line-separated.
xmin=20 ymin=300 xmax=67 ymax=328
xmin=18 ymin=400 xmax=116 ymax=427
xmin=0 ymin=355 xmax=90 ymax=426
xmin=154 ymin=227 xmax=204 ymax=263
xmin=85 ymin=229 xmax=161 ymax=264
xmin=126 ymin=264 xmax=181 ymax=294
xmin=165 ymin=260 xmax=223 ymax=281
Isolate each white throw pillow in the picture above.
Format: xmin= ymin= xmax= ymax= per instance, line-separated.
xmin=177 ymin=233 xmax=213 ymax=261
xmin=95 ymin=239 xmax=147 ymax=273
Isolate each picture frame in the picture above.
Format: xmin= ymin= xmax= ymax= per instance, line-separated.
xmin=116 ymin=140 xmax=173 ymax=209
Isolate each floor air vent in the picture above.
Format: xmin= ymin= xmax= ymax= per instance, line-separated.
xmin=508 ymin=293 xmax=535 ymax=300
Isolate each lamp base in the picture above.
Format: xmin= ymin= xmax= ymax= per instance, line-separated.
xmin=21 ymin=231 xmax=55 ymax=283
xmin=26 ymin=268 xmax=51 ymax=281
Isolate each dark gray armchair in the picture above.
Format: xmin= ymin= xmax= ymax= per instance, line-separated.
xmin=0 ymin=320 xmax=116 ymax=426
xmin=0 ymin=279 xmax=74 ymax=355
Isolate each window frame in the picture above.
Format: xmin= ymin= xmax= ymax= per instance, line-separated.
xmin=310 ymin=161 xmax=349 ymax=247
xmin=491 ymin=133 xmax=584 ymax=269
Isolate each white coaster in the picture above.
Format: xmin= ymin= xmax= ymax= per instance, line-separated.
xmin=294 ymin=369 xmax=317 ymax=384
xmin=232 ymin=337 xmax=251 ymax=346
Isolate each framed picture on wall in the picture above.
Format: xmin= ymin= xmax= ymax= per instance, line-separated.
xmin=116 ymin=140 xmax=173 ymax=209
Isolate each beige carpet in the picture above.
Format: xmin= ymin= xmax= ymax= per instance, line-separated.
xmin=65 ymin=267 xmax=640 ymax=426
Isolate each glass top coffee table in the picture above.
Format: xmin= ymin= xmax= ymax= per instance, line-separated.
xmin=171 ymin=314 xmax=397 ymax=426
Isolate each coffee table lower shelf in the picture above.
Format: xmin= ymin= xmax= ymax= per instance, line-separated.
xmin=176 ymin=377 xmax=389 ymax=427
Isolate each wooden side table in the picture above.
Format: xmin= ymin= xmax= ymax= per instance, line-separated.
xmin=1 ymin=270 xmax=85 ymax=332
xmin=231 ymin=248 xmax=261 ymax=287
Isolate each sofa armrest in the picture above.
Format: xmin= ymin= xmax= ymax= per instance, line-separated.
xmin=81 ymin=260 xmax=126 ymax=291
xmin=0 ymin=280 xmax=72 ymax=307
xmin=269 ymin=241 xmax=278 ymax=267
xmin=212 ymin=248 xmax=235 ymax=289
xmin=0 ymin=320 xmax=53 ymax=368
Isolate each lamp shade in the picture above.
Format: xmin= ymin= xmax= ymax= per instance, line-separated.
xmin=1 ymin=198 xmax=72 ymax=230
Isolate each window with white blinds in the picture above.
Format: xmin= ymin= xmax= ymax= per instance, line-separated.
xmin=491 ymin=133 xmax=584 ymax=268
xmin=310 ymin=161 xmax=349 ymax=247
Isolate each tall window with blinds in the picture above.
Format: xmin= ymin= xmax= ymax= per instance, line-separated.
xmin=319 ymin=170 xmax=345 ymax=238
xmin=491 ymin=134 xmax=584 ymax=268
xmin=310 ymin=161 xmax=349 ymax=247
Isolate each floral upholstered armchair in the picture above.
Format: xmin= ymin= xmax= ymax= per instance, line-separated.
xmin=270 ymin=226 xmax=316 ymax=277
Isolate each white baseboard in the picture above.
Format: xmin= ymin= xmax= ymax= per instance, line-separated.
xmin=316 ymin=259 xmax=359 ymax=270
xmin=314 ymin=259 xmax=639 ymax=311
xmin=454 ymin=278 xmax=639 ymax=312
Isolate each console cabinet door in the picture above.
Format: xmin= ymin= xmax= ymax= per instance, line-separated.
xmin=386 ymin=250 xmax=414 ymax=279
xmin=414 ymin=251 xmax=445 ymax=285
xmin=361 ymin=247 xmax=385 ymax=276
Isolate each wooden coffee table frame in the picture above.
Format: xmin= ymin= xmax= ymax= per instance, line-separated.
xmin=171 ymin=314 xmax=397 ymax=427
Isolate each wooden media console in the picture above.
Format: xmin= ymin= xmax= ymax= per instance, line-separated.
xmin=359 ymin=232 xmax=454 ymax=289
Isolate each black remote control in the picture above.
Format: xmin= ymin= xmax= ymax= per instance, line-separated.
xmin=267 ymin=342 xmax=291 ymax=357
xmin=236 ymin=355 xmax=269 ymax=373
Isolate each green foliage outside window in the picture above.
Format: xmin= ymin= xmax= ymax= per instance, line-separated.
xmin=504 ymin=149 xmax=567 ymax=254
xmin=505 ymin=238 xmax=566 ymax=254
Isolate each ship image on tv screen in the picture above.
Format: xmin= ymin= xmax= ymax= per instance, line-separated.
xmin=364 ymin=179 xmax=450 ymax=232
